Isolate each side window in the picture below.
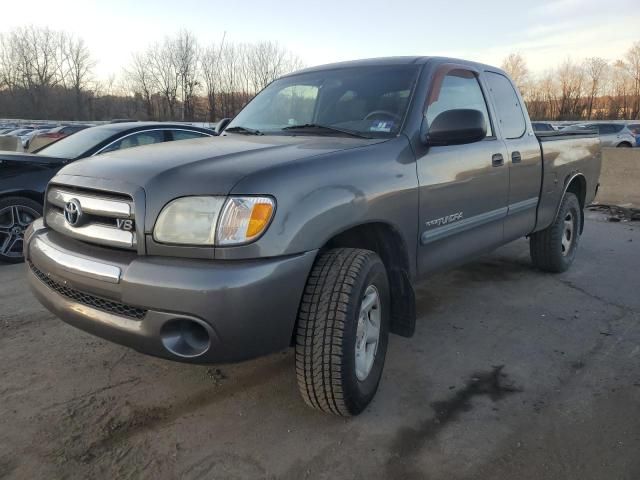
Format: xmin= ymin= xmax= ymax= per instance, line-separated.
xmin=426 ymin=70 xmax=493 ymax=137
xmin=171 ymin=130 xmax=209 ymax=141
xmin=484 ymin=72 xmax=526 ymax=139
xmin=102 ymin=130 xmax=166 ymax=153
xmin=600 ymin=124 xmax=619 ymax=134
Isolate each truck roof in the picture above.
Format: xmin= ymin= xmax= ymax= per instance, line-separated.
xmin=286 ymin=56 xmax=505 ymax=77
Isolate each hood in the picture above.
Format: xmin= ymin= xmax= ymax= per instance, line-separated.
xmin=57 ymin=134 xmax=385 ymax=199
xmin=0 ymin=151 xmax=67 ymax=166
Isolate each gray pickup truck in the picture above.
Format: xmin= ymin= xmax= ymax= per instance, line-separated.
xmin=25 ymin=57 xmax=601 ymax=416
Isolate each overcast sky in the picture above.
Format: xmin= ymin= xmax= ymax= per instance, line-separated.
xmin=1 ymin=0 xmax=638 ymax=79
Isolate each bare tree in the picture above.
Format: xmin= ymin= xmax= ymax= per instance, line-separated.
xmin=609 ymin=60 xmax=632 ymax=119
xmin=622 ymin=41 xmax=640 ymax=118
xmin=60 ymin=35 xmax=95 ymax=118
xmin=14 ymin=27 xmax=640 ymax=123
xmin=10 ymin=26 xmax=64 ymax=114
xmin=0 ymin=33 xmax=20 ymax=94
xmin=202 ymin=42 xmax=223 ymax=121
xmin=501 ymin=53 xmax=530 ymax=98
xmin=218 ymin=42 xmax=242 ymax=117
xmin=540 ymin=71 xmax=559 ymax=119
xmin=556 ymin=59 xmax=584 ymax=119
xmin=125 ymin=52 xmax=155 ymax=119
xmin=247 ymin=41 xmax=288 ymax=92
xmin=148 ymin=40 xmax=179 ymax=119
xmin=172 ymin=30 xmax=200 ymax=120
xmin=583 ymin=57 xmax=608 ymax=119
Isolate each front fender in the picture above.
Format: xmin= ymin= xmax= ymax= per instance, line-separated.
xmin=214 ymin=136 xmax=419 ymax=267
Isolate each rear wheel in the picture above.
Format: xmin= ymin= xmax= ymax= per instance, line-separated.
xmin=295 ymin=248 xmax=390 ymax=416
xmin=0 ymin=197 xmax=42 ymax=263
xmin=529 ymin=192 xmax=581 ymax=273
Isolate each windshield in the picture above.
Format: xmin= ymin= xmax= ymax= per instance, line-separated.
xmin=227 ymin=65 xmax=420 ymax=138
xmin=36 ymin=126 xmax=118 ymax=159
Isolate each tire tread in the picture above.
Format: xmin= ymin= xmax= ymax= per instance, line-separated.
xmin=295 ymin=248 xmax=374 ymax=416
xmin=530 ymin=192 xmax=580 ymax=273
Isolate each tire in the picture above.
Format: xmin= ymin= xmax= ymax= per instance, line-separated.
xmin=529 ymin=192 xmax=581 ymax=273
xmin=0 ymin=196 xmax=42 ymax=264
xmin=295 ymin=248 xmax=390 ymax=416
xmin=616 ymin=142 xmax=632 ymax=148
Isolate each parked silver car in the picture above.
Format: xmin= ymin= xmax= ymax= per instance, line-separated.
xmin=570 ymin=123 xmax=636 ymax=148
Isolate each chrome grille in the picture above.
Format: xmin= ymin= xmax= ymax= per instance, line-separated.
xmin=29 ymin=261 xmax=147 ymax=320
xmin=46 ymin=185 xmax=137 ymax=250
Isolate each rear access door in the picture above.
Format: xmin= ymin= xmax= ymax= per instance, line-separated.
xmin=482 ymin=71 xmax=542 ymax=242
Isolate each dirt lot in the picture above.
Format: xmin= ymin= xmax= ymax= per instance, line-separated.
xmin=1 ymin=213 xmax=639 ymax=480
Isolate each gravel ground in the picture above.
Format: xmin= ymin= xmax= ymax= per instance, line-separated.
xmin=1 ymin=212 xmax=638 ymax=480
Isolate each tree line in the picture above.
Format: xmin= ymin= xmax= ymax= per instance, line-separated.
xmin=1 ymin=26 xmax=639 ymax=122
xmin=502 ymin=42 xmax=640 ymax=120
xmin=0 ymin=27 xmax=303 ymax=122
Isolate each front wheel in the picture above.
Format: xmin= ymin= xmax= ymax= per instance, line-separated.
xmin=529 ymin=192 xmax=581 ymax=273
xmin=295 ymin=248 xmax=390 ymax=416
xmin=0 ymin=197 xmax=42 ymax=263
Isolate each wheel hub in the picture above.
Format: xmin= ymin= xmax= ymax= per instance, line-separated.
xmin=561 ymin=212 xmax=574 ymax=256
xmin=355 ymin=285 xmax=381 ymax=381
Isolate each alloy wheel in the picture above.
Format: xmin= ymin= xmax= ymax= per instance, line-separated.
xmin=0 ymin=205 xmax=39 ymax=258
xmin=561 ymin=211 xmax=574 ymax=256
xmin=355 ymin=284 xmax=382 ymax=381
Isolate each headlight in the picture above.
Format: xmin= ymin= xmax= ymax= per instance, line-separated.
xmin=216 ymin=196 xmax=275 ymax=245
xmin=154 ymin=196 xmax=225 ymax=245
xmin=153 ymin=196 xmax=275 ymax=246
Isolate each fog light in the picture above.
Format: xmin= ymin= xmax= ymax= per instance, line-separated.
xmin=160 ymin=318 xmax=211 ymax=358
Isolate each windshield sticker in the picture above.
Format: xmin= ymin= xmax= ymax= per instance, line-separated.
xmin=369 ymin=121 xmax=393 ymax=132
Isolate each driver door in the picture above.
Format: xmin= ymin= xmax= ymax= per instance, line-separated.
xmin=416 ymin=67 xmax=509 ymax=275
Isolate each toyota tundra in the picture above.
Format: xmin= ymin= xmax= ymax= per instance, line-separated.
xmin=25 ymin=57 xmax=601 ymax=416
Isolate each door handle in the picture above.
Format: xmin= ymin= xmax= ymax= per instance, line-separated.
xmin=491 ymin=153 xmax=504 ymax=167
xmin=511 ymin=151 xmax=522 ymax=163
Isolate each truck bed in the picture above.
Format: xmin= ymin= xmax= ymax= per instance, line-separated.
xmin=535 ymin=131 xmax=601 ymax=231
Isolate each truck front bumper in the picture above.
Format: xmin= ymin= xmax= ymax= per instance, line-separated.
xmin=25 ymin=219 xmax=317 ymax=364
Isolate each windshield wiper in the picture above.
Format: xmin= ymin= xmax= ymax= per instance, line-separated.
xmin=225 ymin=126 xmax=263 ymax=135
xmin=281 ymin=123 xmax=372 ymax=139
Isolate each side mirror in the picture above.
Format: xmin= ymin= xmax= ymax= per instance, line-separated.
xmin=215 ymin=118 xmax=231 ymax=135
xmin=422 ymin=109 xmax=487 ymax=146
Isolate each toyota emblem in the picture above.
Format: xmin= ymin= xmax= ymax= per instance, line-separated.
xmin=64 ymin=199 xmax=83 ymax=226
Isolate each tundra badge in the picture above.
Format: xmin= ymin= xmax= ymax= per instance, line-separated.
xmin=425 ymin=212 xmax=464 ymax=228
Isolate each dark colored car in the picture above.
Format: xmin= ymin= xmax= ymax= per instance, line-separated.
xmin=531 ymin=122 xmax=555 ymax=132
xmin=0 ymin=122 xmax=215 ymax=263
xmin=24 ymin=57 xmax=602 ymax=415
xmin=109 ymin=119 xmax=139 ymax=124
